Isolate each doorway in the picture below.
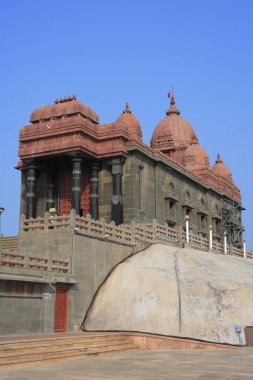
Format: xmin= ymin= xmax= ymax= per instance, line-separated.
xmin=55 ymin=288 xmax=68 ymax=332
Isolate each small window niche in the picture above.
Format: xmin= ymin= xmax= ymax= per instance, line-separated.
xmin=165 ymin=198 xmax=177 ymax=227
xmin=165 ymin=182 xmax=178 ymax=227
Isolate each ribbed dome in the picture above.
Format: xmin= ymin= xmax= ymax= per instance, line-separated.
xmin=115 ymin=103 xmax=143 ymax=144
xmin=183 ymin=137 xmax=210 ymax=171
xmin=30 ymin=96 xmax=99 ymax=124
xmin=211 ymin=154 xmax=233 ymax=182
xmin=150 ymin=97 xmax=197 ymax=152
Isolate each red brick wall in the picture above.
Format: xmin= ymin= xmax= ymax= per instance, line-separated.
xmin=60 ymin=170 xmax=72 ymax=215
xmin=81 ymin=168 xmax=91 ymax=216
xmin=60 ymin=169 xmax=90 ymax=216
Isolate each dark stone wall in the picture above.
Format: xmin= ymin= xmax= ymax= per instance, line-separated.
xmin=19 ymin=169 xmax=47 ymax=219
xmin=18 ymin=229 xmax=73 ymax=259
xmin=70 ymin=234 xmax=132 ymax=331
xmin=122 ymin=149 xmax=242 ymax=240
xmin=0 ymin=282 xmax=54 ymax=335
xmin=122 ymin=155 xmax=135 ymax=223
xmin=18 ymin=148 xmax=242 ymax=242
xmin=19 ymin=171 xmax=26 ymax=221
xmin=123 ymin=152 xmax=156 ymax=224
xmin=36 ymin=171 xmax=47 ymax=217
xmin=0 ymin=297 xmax=41 ymax=334
xmin=0 ymin=230 xmax=132 ymax=335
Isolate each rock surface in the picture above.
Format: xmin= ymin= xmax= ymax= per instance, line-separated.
xmin=84 ymin=244 xmax=253 ymax=345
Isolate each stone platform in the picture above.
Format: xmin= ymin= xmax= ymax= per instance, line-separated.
xmin=1 ymin=348 xmax=253 ymax=379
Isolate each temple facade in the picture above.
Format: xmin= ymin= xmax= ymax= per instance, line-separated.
xmin=18 ymin=95 xmax=243 ymax=246
xmin=0 ymin=94 xmax=247 ymax=336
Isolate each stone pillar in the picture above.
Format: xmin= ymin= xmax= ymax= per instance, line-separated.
xmin=90 ymin=162 xmax=100 ymax=220
xmin=46 ymin=172 xmax=55 ymax=212
xmin=71 ymin=157 xmax=82 ymax=216
xmin=224 ymin=231 xmax=228 ymax=255
xmin=111 ymin=159 xmax=124 ymax=226
xmin=243 ymin=239 xmax=247 ymax=259
xmin=25 ymin=164 xmax=37 ymax=219
xmin=209 ymin=224 xmax=213 ymax=252
xmin=185 ymin=215 xmax=190 ymax=244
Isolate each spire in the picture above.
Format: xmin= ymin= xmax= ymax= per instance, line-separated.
xmin=171 ymin=96 xmax=175 ymax=106
xmin=216 ymin=153 xmax=222 ymax=163
xmin=123 ymin=102 xmax=132 ymax=114
xmin=166 ymin=96 xmax=180 ymax=116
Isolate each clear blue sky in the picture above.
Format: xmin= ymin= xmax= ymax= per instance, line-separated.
xmin=0 ymin=0 xmax=252 ymax=247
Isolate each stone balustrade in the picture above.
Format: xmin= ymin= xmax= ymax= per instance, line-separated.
xmin=17 ymin=211 xmax=250 ymax=260
xmin=21 ymin=213 xmax=70 ymax=231
xmin=1 ymin=250 xmax=71 ymax=273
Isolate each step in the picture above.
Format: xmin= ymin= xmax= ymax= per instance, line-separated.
xmin=0 ymin=332 xmax=125 ymax=344
xmin=1 ymin=237 xmax=18 ymax=251
xmin=0 ymin=333 xmax=140 ymax=369
xmin=1 ymin=343 xmax=135 ymax=364
xmin=0 ymin=343 xmax=137 ymax=368
xmin=0 ymin=338 xmax=132 ymax=358
xmin=0 ymin=346 xmax=137 ymax=369
xmin=0 ymin=334 xmax=128 ymax=351
xmin=1 ymin=342 xmax=136 ymax=363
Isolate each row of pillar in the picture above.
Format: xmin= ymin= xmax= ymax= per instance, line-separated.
xmin=185 ymin=216 xmax=246 ymax=256
xmin=24 ymin=157 xmax=124 ymax=225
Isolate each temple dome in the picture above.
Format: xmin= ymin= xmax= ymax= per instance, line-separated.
xmin=183 ymin=137 xmax=210 ymax=171
xmin=150 ymin=97 xmax=197 ymax=152
xmin=115 ymin=103 xmax=143 ymax=144
xmin=30 ymin=96 xmax=99 ymax=124
xmin=211 ymin=154 xmax=233 ymax=182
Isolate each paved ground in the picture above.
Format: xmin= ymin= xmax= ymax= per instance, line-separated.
xmin=1 ymin=348 xmax=253 ymax=380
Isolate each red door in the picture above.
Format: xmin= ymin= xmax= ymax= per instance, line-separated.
xmin=55 ymin=288 xmax=68 ymax=332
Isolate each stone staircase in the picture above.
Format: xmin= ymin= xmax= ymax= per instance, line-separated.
xmin=0 ymin=333 xmax=139 ymax=369
xmin=0 ymin=236 xmax=18 ymax=252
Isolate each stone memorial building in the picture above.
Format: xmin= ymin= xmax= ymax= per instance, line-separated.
xmin=18 ymin=95 xmax=242 ymax=243
xmin=0 ymin=95 xmax=245 ymax=337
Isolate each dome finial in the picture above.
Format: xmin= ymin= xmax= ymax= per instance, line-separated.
xmin=216 ymin=153 xmax=222 ymax=163
xmin=166 ymin=95 xmax=180 ymax=116
xmin=123 ymin=102 xmax=132 ymax=114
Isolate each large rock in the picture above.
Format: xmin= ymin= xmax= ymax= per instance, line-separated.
xmin=84 ymin=244 xmax=253 ymax=345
